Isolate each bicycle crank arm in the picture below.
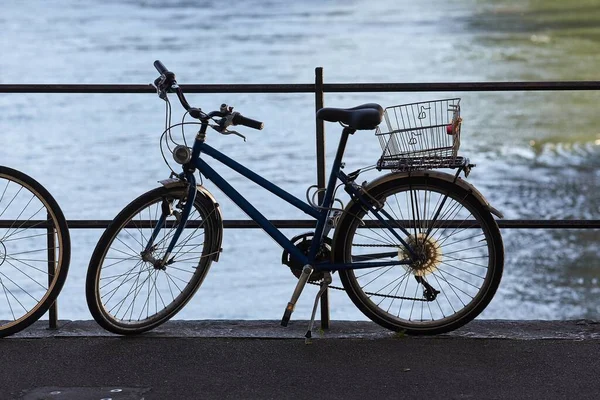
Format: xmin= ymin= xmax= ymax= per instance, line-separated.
xmin=281 ymin=265 xmax=313 ymax=327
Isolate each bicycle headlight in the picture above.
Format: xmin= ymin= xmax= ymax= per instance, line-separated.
xmin=172 ymin=145 xmax=192 ymax=164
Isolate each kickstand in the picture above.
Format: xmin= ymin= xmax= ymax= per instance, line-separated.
xmin=305 ymin=272 xmax=332 ymax=344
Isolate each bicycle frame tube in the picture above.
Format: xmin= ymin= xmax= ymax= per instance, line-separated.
xmin=199 ymin=144 xmax=320 ymax=219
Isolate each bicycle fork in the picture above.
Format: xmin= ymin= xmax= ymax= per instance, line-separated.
xmin=142 ymin=173 xmax=198 ymax=269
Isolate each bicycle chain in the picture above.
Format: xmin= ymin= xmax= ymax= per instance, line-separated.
xmin=308 ymin=254 xmax=429 ymax=304
xmin=308 ymin=280 xmax=428 ymax=302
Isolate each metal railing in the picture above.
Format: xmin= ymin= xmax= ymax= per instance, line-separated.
xmin=2 ymin=68 xmax=600 ymax=330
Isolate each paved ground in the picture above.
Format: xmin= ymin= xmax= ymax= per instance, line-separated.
xmin=3 ymin=320 xmax=600 ymax=400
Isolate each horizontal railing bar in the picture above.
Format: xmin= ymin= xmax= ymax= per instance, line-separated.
xmin=3 ymin=81 xmax=600 ymax=94
xmin=497 ymin=220 xmax=600 ymax=229
xmin=67 ymin=220 xmax=318 ymax=229
xmin=1 ymin=220 xmax=598 ymax=229
xmin=324 ymin=81 xmax=600 ymax=92
xmin=0 ymin=84 xmax=315 ymax=94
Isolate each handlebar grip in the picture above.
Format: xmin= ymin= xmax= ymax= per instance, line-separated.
xmin=232 ymin=113 xmax=264 ymax=130
xmin=154 ymin=60 xmax=170 ymax=75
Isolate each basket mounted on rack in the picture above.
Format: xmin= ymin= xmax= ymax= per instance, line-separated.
xmin=376 ymin=98 xmax=466 ymax=171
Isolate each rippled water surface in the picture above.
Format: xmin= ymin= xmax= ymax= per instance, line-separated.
xmin=0 ymin=0 xmax=599 ymax=321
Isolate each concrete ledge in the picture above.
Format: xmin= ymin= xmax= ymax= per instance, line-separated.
xmin=5 ymin=320 xmax=600 ymax=399
xmin=6 ymin=319 xmax=600 ymax=340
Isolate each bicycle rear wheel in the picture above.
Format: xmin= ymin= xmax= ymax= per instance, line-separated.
xmin=334 ymin=174 xmax=503 ymax=335
xmin=86 ymin=185 xmax=221 ymax=335
xmin=0 ymin=166 xmax=70 ymax=338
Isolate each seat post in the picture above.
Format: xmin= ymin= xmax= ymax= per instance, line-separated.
xmin=307 ymin=125 xmax=354 ymax=263
xmin=321 ymin=126 xmax=354 ymax=210
xmin=334 ymin=126 xmax=355 ymax=165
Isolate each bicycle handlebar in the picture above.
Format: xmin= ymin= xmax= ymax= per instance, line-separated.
xmin=153 ymin=60 xmax=264 ymax=131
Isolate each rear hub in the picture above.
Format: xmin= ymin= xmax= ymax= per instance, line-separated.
xmin=400 ymin=233 xmax=442 ymax=276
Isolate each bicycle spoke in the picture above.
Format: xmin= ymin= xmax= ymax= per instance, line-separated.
xmin=2 ymin=200 xmax=43 ymax=242
xmin=438 ymin=260 xmax=486 ymax=283
xmin=2 ymin=231 xmax=50 ymax=242
xmin=4 ymin=254 xmax=50 ymax=275
xmin=0 ymin=275 xmax=19 ymax=320
xmin=0 ymin=185 xmax=24 ymax=220
xmin=0 ymin=268 xmax=42 ymax=303
xmin=442 ymin=255 xmax=489 ymax=270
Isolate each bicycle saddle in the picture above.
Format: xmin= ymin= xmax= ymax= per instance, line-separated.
xmin=316 ymin=103 xmax=384 ymax=130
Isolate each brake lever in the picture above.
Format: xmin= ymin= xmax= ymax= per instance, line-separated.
xmin=209 ymin=124 xmax=246 ymax=141
xmin=221 ymin=128 xmax=246 ymax=142
xmin=153 ymin=74 xmax=180 ymax=101
xmin=153 ymin=76 xmax=168 ymax=101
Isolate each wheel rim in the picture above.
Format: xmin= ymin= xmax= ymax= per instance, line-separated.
xmin=344 ymin=182 xmax=497 ymax=330
xmin=0 ymin=174 xmax=65 ymax=330
xmin=96 ymin=193 xmax=212 ymax=328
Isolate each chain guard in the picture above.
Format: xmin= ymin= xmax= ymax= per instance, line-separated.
xmin=281 ymin=232 xmax=332 ymax=282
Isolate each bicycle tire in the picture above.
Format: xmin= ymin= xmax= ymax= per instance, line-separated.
xmin=0 ymin=166 xmax=70 ymax=338
xmin=86 ymin=185 xmax=222 ymax=335
xmin=333 ymin=174 xmax=503 ymax=335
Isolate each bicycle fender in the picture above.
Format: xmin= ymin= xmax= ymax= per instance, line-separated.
xmin=159 ymin=179 xmax=224 ymax=261
xmin=360 ymin=171 xmax=504 ymax=219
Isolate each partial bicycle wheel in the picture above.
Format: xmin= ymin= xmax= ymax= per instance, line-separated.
xmin=86 ymin=185 xmax=222 ymax=335
xmin=0 ymin=166 xmax=70 ymax=338
xmin=334 ymin=173 xmax=503 ymax=335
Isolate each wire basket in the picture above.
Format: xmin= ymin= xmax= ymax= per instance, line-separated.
xmin=376 ymin=98 xmax=464 ymax=171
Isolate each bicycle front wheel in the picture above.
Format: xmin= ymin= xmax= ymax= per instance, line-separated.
xmin=0 ymin=166 xmax=70 ymax=338
xmin=86 ymin=185 xmax=222 ymax=335
xmin=334 ymin=174 xmax=503 ymax=335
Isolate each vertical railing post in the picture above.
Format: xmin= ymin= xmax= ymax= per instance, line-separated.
xmin=315 ymin=67 xmax=330 ymax=330
xmin=47 ymin=213 xmax=57 ymax=329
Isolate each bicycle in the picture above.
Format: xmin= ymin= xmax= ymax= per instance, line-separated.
xmin=0 ymin=166 xmax=70 ymax=337
xmin=85 ymin=61 xmax=504 ymax=338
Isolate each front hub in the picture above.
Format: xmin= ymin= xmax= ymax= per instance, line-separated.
xmin=140 ymin=247 xmax=167 ymax=270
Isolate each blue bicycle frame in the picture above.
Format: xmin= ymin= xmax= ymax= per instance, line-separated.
xmin=155 ymin=125 xmax=416 ymax=272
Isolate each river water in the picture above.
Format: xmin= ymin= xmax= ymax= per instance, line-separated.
xmin=0 ymin=0 xmax=599 ymax=321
